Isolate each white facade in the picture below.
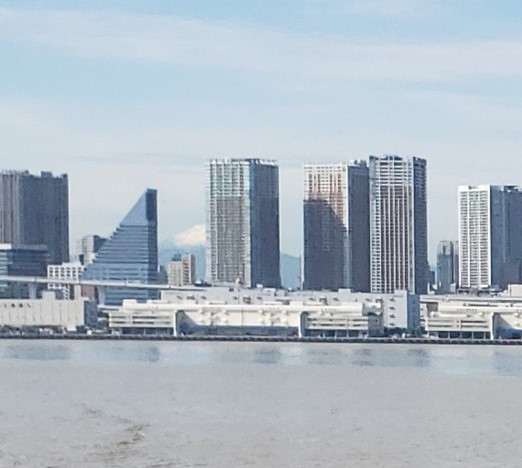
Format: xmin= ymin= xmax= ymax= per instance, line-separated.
xmin=0 ymin=288 xmax=97 ymax=331
xmin=113 ymin=287 xmax=420 ymax=335
xmin=458 ymin=185 xmax=522 ymax=290
xmin=167 ymin=254 xmax=196 ymax=286
xmin=369 ymin=156 xmax=428 ymax=295
xmin=47 ymin=262 xmax=84 ymax=299
xmin=110 ymin=297 xmax=385 ymax=338
xmin=421 ymin=292 xmax=522 ymax=339
xmin=458 ymin=185 xmax=492 ymax=289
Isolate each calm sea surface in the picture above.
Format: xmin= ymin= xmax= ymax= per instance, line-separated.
xmin=1 ymin=340 xmax=522 ymax=467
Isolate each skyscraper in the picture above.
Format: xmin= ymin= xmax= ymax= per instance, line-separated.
xmin=437 ymin=240 xmax=459 ymax=294
xmin=82 ymin=189 xmax=158 ymax=305
xmin=303 ymin=161 xmax=370 ymax=291
xmin=206 ymin=158 xmax=280 ymax=288
xmin=0 ymin=170 xmax=69 ymax=264
xmin=369 ymin=155 xmax=428 ymax=294
xmin=458 ymin=185 xmax=522 ymax=290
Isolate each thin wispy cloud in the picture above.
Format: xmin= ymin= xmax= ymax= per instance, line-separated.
xmin=305 ymin=0 xmax=433 ymax=17
xmin=1 ymin=7 xmax=522 ymax=83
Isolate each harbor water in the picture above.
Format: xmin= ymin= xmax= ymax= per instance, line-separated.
xmin=1 ymin=340 xmax=521 ymax=467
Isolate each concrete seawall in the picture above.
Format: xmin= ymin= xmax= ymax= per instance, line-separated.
xmin=2 ymin=334 xmax=522 ymax=345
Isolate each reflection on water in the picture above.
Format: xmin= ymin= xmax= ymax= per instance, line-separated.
xmin=253 ymin=347 xmax=283 ymax=365
xmin=406 ymin=348 xmax=431 ymax=368
xmin=88 ymin=345 xmax=161 ymax=363
xmin=5 ymin=344 xmax=71 ymax=361
xmin=492 ymin=350 xmax=522 ymax=375
xmin=4 ymin=341 xmax=522 ymax=377
xmin=352 ymin=348 xmax=374 ymax=367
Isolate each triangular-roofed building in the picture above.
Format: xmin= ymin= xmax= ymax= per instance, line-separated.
xmin=83 ymin=189 xmax=158 ymax=305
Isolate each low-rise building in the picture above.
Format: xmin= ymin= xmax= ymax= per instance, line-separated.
xmin=110 ymin=299 xmax=384 ymax=338
xmin=47 ymin=262 xmax=84 ymax=299
xmin=0 ymin=287 xmax=97 ymax=332
xmin=109 ymin=287 xmax=420 ymax=337
xmin=421 ymin=292 xmax=522 ymax=339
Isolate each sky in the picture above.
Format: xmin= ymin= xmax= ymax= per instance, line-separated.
xmin=2 ymin=1 xmax=522 ymax=262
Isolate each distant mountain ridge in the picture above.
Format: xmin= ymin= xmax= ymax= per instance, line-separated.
xmin=158 ymin=240 xmax=301 ymax=288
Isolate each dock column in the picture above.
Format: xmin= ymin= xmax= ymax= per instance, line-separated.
xmin=173 ymin=311 xmax=179 ymax=337
xmin=298 ymin=312 xmax=308 ymax=338
xmin=28 ymin=283 xmax=37 ymax=299
xmin=97 ymin=287 xmax=106 ymax=306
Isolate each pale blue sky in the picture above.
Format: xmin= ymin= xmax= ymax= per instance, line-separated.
xmin=2 ymin=1 xmax=522 ymax=261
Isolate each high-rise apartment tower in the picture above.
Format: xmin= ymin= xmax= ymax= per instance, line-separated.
xmin=458 ymin=185 xmax=522 ymax=290
xmin=303 ymin=161 xmax=370 ymax=291
xmin=369 ymin=155 xmax=428 ymax=295
xmin=206 ymin=158 xmax=281 ymax=288
xmin=0 ymin=170 xmax=69 ymax=264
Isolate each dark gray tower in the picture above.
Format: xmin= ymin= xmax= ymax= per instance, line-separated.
xmin=436 ymin=241 xmax=459 ymax=293
xmin=206 ymin=158 xmax=281 ymax=288
xmin=0 ymin=170 xmax=69 ymax=264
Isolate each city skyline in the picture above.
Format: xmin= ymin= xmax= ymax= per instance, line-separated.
xmin=7 ymin=160 xmax=522 ymax=269
xmin=3 ymin=1 xmax=522 ymax=263
xmin=5 ymin=4 xmax=522 ymax=467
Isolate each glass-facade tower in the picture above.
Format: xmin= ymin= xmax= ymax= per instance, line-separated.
xmin=83 ymin=189 xmax=158 ymax=305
